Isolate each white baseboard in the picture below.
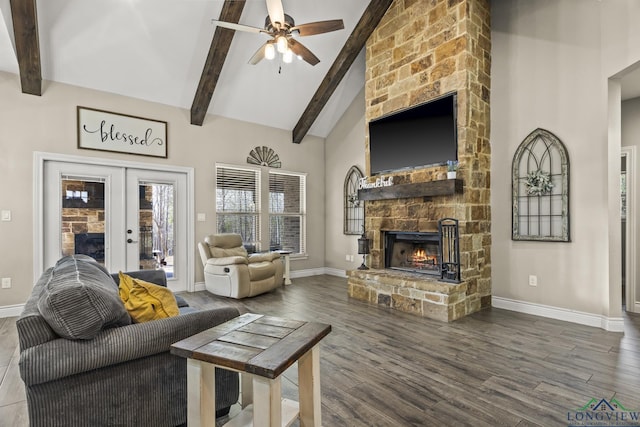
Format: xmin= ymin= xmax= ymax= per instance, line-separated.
xmin=290 ymin=268 xmax=328 ymax=278
xmin=322 ymin=268 xmax=347 ymax=278
xmin=0 ymin=304 xmax=25 ymax=318
xmin=492 ymin=296 xmax=625 ymax=332
xmin=194 ymin=281 xmax=206 ymax=292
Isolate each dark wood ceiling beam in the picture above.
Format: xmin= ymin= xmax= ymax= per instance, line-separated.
xmin=292 ymin=0 xmax=393 ymax=144
xmin=191 ymin=0 xmax=246 ymax=125
xmin=10 ymin=0 xmax=41 ymax=95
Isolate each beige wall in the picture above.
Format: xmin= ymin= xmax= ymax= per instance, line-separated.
xmin=324 ymin=88 xmax=366 ymax=273
xmin=491 ymin=0 xmax=640 ymax=318
xmin=0 ymin=72 xmax=325 ymax=307
xmin=622 ymin=97 xmax=640 ymax=309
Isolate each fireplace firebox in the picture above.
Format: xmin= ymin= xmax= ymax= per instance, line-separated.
xmin=75 ymin=233 xmax=105 ymax=262
xmin=383 ymin=218 xmax=461 ymax=282
xmin=385 ymin=231 xmax=440 ymax=275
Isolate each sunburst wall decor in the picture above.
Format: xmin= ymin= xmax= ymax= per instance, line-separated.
xmin=247 ymin=146 xmax=281 ymax=168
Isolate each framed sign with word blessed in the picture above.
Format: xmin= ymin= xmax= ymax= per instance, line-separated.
xmin=77 ymin=106 xmax=168 ymax=158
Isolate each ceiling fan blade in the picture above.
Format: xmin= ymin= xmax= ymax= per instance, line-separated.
xmin=289 ymin=39 xmax=320 ymax=66
xmin=266 ymin=0 xmax=285 ymax=28
xmin=291 ymin=19 xmax=345 ymax=37
xmin=211 ymin=20 xmax=265 ymax=34
xmin=248 ymin=42 xmax=268 ymax=65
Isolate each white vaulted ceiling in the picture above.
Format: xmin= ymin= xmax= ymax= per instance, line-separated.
xmin=0 ymin=0 xmax=370 ymax=138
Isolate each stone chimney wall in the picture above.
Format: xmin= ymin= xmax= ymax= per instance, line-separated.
xmin=363 ymin=0 xmax=491 ymax=312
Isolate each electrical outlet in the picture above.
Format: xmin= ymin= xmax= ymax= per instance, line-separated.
xmin=197 ymin=213 xmax=206 ymax=222
xmin=1 ymin=278 xmax=11 ymax=289
xmin=345 ymin=254 xmax=350 ymax=261
xmin=528 ymin=275 xmax=537 ymax=287
xmin=1 ymin=210 xmax=10 ymax=221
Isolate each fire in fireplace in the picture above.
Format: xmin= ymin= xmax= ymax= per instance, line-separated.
xmin=383 ymin=218 xmax=461 ymax=282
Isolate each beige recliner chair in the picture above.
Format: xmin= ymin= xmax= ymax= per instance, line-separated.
xmin=198 ymin=233 xmax=284 ymax=298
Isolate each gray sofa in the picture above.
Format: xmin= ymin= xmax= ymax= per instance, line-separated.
xmin=17 ymin=255 xmax=240 ymax=427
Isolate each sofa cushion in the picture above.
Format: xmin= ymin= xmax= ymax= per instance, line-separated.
xmin=110 ymin=269 xmax=189 ymax=307
xmin=37 ymin=257 xmax=131 ymax=340
xmin=118 ymin=272 xmax=179 ymax=323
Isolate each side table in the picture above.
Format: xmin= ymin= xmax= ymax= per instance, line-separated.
xmin=171 ymin=313 xmax=331 ymax=427
xmin=277 ymin=250 xmax=292 ymax=285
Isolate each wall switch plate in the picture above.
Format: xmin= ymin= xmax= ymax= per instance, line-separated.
xmin=1 ymin=210 xmax=10 ymax=221
xmin=528 ymin=275 xmax=537 ymax=286
xmin=345 ymin=254 xmax=351 ymax=261
xmin=1 ymin=278 xmax=11 ymax=289
xmin=197 ymin=213 xmax=206 ymax=222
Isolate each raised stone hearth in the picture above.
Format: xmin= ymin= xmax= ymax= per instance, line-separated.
xmin=348 ymin=269 xmax=478 ymax=322
xmin=348 ymin=0 xmax=491 ymax=322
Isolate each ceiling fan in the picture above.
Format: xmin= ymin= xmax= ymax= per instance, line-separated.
xmin=212 ymin=0 xmax=344 ymax=66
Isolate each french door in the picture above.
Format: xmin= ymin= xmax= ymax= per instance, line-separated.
xmin=41 ymin=158 xmax=191 ymax=292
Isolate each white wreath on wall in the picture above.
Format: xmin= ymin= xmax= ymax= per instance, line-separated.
xmin=525 ymin=169 xmax=554 ymax=196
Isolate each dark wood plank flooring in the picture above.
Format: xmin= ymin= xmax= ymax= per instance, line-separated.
xmin=1 ymin=275 xmax=639 ymax=426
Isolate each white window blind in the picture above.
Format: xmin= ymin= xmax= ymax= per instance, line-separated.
xmin=215 ymin=165 xmax=261 ymax=251
xmin=269 ymin=170 xmax=306 ymax=255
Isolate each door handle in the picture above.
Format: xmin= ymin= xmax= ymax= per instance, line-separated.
xmin=127 ymin=238 xmax=138 ymax=244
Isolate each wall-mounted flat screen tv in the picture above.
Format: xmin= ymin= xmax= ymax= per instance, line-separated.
xmin=368 ymin=92 xmax=457 ymax=175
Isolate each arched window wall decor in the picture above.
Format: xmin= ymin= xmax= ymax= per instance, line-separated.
xmin=344 ymin=165 xmax=364 ymax=235
xmin=512 ymin=128 xmax=570 ymax=241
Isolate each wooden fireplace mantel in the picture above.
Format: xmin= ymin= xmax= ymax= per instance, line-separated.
xmin=358 ymin=179 xmax=462 ymax=201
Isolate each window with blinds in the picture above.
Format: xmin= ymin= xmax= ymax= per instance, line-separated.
xmin=269 ymin=171 xmax=306 ymax=255
xmin=215 ymin=165 xmax=261 ymax=251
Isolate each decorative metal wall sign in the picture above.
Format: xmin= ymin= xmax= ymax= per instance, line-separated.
xmin=77 ymin=106 xmax=167 ymax=158
xmin=247 ymin=146 xmax=281 ymax=168
xmin=344 ymin=165 xmax=364 ymax=235
xmin=512 ymin=128 xmax=570 ymax=241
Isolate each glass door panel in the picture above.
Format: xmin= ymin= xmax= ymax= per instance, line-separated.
xmin=43 ymin=161 xmax=126 ymax=272
xmin=137 ymin=182 xmax=175 ymax=278
xmin=126 ymin=169 xmax=187 ymax=291
xmin=61 ymin=178 xmax=106 ymax=265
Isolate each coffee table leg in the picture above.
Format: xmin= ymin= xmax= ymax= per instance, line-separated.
xmin=253 ymin=376 xmax=282 ymax=427
xmin=298 ymin=345 xmax=321 ymax=427
xmin=187 ymin=359 xmax=217 ymax=427
xmin=240 ymin=372 xmax=253 ymax=408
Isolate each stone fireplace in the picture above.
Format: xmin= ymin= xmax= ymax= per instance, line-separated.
xmin=347 ymin=0 xmax=491 ymax=322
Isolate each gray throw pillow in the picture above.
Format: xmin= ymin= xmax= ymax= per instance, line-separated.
xmin=38 ymin=257 xmax=131 ymax=340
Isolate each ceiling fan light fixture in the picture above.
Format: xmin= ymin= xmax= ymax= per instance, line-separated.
xmin=265 ymin=43 xmax=276 ymax=60
xmin=276 ymin=36 xmax=288 ymax=53
xmin=283 ymin=48 xmax=293 ymax=63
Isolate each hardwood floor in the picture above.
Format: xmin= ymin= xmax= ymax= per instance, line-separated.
xmin=2 ymin=275 xmax=640 ymax=426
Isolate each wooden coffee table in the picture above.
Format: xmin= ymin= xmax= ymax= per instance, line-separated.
xmin=171 ymin=313 xmax=331 ymax=427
